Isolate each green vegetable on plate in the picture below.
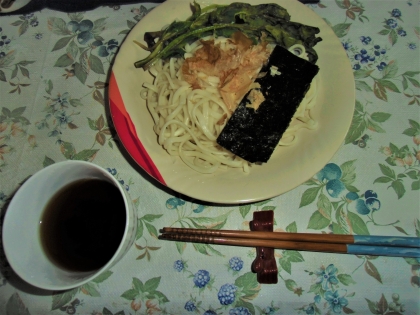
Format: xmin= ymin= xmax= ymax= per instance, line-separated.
xmin=134 ymin=1 xmax=322 ymax=70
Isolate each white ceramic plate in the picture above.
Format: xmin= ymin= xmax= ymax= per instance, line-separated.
xmin=109 ymin=0 xmax=355 ymax=204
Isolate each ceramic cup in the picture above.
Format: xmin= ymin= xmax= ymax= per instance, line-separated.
xmin=2 ymin=160 xmax=137 ymax=291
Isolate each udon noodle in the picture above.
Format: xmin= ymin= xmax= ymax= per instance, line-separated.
xmin=140 ymin=37 xmax=319 ymax=174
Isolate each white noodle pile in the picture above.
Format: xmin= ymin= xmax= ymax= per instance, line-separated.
xmin=141 ymin=39 xmax=318 ymax=174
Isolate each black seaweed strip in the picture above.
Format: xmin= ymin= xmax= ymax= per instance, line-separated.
xmin=216 ymin=45 xmax=319 ymax=163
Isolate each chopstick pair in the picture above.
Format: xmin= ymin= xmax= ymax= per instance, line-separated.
xmin=159 ymin=227 xmax=420 ymax=258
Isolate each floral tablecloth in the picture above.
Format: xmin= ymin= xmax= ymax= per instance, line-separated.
xmin=0 ymin=0 xmax=419 ymax=314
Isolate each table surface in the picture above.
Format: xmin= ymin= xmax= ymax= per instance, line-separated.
xmin=0 ymin=1 xmax=419 ymax=315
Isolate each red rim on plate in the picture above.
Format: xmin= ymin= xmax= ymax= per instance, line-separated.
xmin=109 ymin=72 xmax=166 ymax=185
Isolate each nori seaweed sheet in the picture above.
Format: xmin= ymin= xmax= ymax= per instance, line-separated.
xmin=216 ymin=45 xmax=319 ymax=163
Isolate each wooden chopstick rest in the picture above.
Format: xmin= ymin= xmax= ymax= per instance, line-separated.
xmin=250 ymin=210 xmax=278 ymax=284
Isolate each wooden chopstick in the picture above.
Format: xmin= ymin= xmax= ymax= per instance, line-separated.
xmin=161 ymin=227 xmax=420 ymax=248
xmin=159 ymin=228 xmax=420 ymax=258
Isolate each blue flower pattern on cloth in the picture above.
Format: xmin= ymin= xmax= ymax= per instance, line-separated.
xmin=325 ymin=290 xmax=349 ymax=314
xmin=106 ymin=168 xmax=131 ymax=191
xmin=229 ymin=307 xmax=251 ymax=315
xmin=386 ymin=18 xmax=398 ymax=29
xmin=408 ymin=42 xmax=416 ymax=50
xmin=360 ymin=35 xmax=372 ymax=45
xmin=193 ymin=270 xmax=211 ymax=288
xmin=316 ymin=163 xmax=346 ymax=198
xmin=94 ymin=39 xmax=119 ymax=57
xmin=166 ymin=197 xmax=186 ymax=209
xmin=229 ymin=257 xmax=244 ymax=272
xmin=184 ymin=300 xmax=196 ymax=312
xmin=261 ymin=305 xmax=277 ymax=315
xmin=305 ymin=304 xmax=315 ymax=315
xmin=193 ymin=204 xmax=206 ymax=213
xmin=347 ymin=190 xmax=381 ymax=215
xmin=378 ymin=7 xmax=411 ymax=45
xmin=391 ymin=8 xmax=402 ymax=17
xmin=217 ymin=284 xmax=237 ymax=305
xmin=350 ymin=39 xmax=389 ymax=71
xmin=173 ymin=260 xmax=184 ymax=272
xmin=355 ymin=48 xmax=375 ymax=64
xmin=316 ymin=264 xmax=339 ymax=290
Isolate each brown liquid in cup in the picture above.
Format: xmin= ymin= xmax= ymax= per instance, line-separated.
xmin=39 ymin=178 xmax=126 ymax=272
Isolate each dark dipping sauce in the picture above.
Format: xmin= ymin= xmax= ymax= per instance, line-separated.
xmin=40 ymin=179 xmax=126 ymax=272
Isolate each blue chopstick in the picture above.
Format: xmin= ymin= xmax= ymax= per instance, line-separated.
xmin=347 ymin=244 xmax=419 ymax=258
xmin=352 ymin=235 xmax=420 ymax=248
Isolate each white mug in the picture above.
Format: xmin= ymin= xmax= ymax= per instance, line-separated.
xmin=2 ymin=160 xmax=137 ymax=291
